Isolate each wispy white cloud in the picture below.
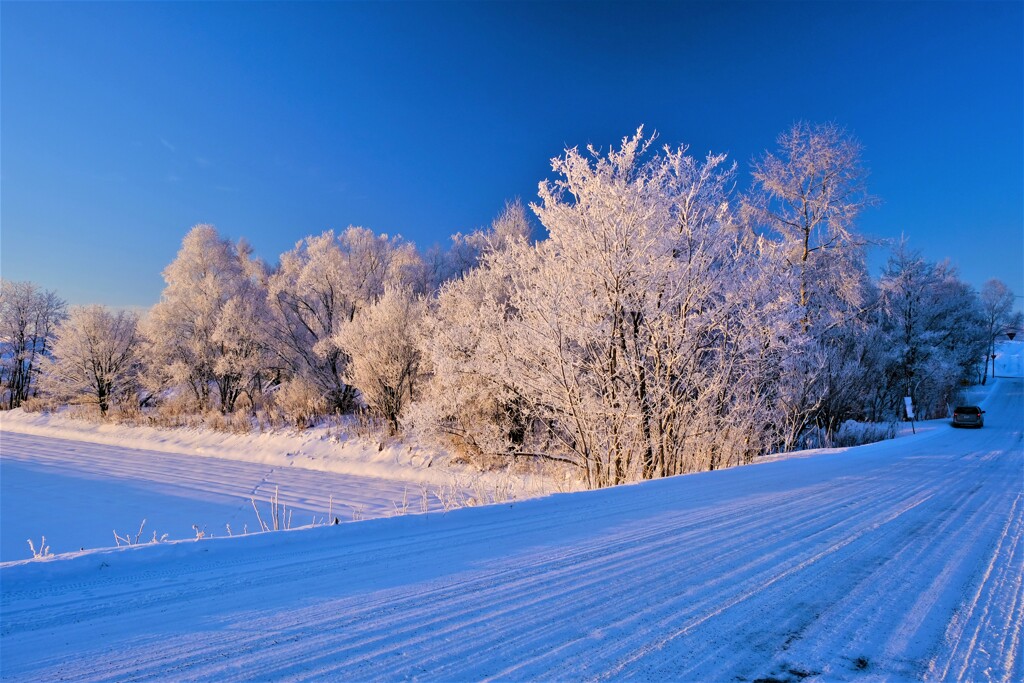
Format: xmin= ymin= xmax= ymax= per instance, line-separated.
xmin=195 ymin=156 xmax=212 ymax=167
xmin=159 ymin=137 xmax=177 ymax=153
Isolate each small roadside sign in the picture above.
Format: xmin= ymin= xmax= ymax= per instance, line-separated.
xmin=904 ymin=396 xmax=915 ymax=419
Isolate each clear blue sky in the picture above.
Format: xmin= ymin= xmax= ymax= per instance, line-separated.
xmin=2 ymin=1 xmax=1021 ymax=309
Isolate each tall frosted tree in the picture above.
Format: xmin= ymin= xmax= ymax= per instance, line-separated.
xmin=979 ymin=278 xmax=1019 ymax=383
xmin=0 ymin=280 xmax=66 ymax=409
xmin=872 ymin=243 xmax=988 ymax=418
xmin=412 ymin=218 xmax=530 ymax=462
xmin=748 ymin=122 xmax=874 ymax=335
xmin=745 ymin=122 xmax=875 ymax=448
xmin=41 ymin=306 xmax=141 ymax=416
xmin=336 ymin=285 xmax=425 ymax=434
xmin=142 ymin=225 xmax=271 ymax=413
xmin=476 ymin=129 xmax=755 ymax=486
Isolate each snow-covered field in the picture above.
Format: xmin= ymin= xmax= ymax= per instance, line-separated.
xmin=1 ymin=367 xmax=1021 ymax=680
xmin=0 ymin=409 xmax=563 ymax=561
xmin=0 ymin=432 xmax=457 ymax=561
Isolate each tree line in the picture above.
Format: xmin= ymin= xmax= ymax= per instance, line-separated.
xmin=2 ymin=123 xmax=1019 ymax=488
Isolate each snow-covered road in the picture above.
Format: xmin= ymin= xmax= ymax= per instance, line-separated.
xmin=2 ymin=379 xmax=1022 ymax=681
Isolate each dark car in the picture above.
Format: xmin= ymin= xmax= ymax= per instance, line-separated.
xmin=952 ymin=406 xmax=985 ymax=428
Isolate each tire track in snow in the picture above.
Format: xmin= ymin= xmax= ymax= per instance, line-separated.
xmin=733 ymin=440 xmax=1020 ymax=681
xmin=930 ymin=492 xmax=1024 ymax=683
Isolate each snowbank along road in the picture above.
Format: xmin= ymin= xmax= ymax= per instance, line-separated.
xmin=1 ymin=379 xmax=1022 ymax=682
xmin=0 ymin=431 xmax=450 ymax=560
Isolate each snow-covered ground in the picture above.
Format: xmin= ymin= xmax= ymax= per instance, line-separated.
xmin=0 ymin=431 xmax=458 ymax=561
xmin=0 ymin=405 xmax=557 ymax=488
xmin=2 ymin=368 xmax=1021 ymax=680
xmin=0 ymin=409 xmax=564 ymax=561
xmin=995 ymin=338 xmax=1024 ymax=378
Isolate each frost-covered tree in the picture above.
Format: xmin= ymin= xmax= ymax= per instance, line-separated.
xmin=444 ymin=200 xmax=532 ymax=282
xmin=142 ymin=225 xmax=271 ymax=413
xmin=211 ymin=287 xmax=273 ymax=412
xmin=474 ymin=129 xmax=756 ymax=486
xmin=267 ymin=227 xmax=423 ymax=414
xmin=335 ymin=285 xmax=425 ymax=433
xmin=747 ymin=122 xmax=875 ymax=335
xmin=40 ymin=306 xmax=141 ymax=415
xmin=979 ymin=278 xmax=1018 ymax=383
xmin=0 ymin=280 xmax=66 ymax=409
xmin=869 ymin=242 xmax=988 ymax=418
xmin=744 ymin=122 xmax=875 ymax=447
xmin=410 ymin=202 xmax=536 ymax=460
xmin=412 ymin=256 xmax=529 ymax=462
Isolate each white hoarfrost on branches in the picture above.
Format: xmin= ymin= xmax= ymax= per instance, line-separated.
xmin=0 ymin=280 xmax=66 ymax=409
xmin=336 ymin=285 xmax=425 ymax=434
xmin=413 ymin=124 xmax=990 ymax=486
xmin=410 ymin=202 xmax=534 ymax=465
xmin=141 ymin=225 xmax=271 ymax=413
xmin=979 ymin=278 xmax=1022 ymax=384
xmin=473 ymin=129 xmax=766 ymax=486
xmin=744 ymin=122 xmax=877 ymax=449
xmin=412 ymin=258 xmax=526 ymax=465
xmin=869 ymin=241 xmax=988 ymax=419
xmin=747 ymin=121 xmax=875 ymax=334
xmin=40 ymin=306 xmax=141 ymax=416
xmin=444 ymin=200 xmax=533 ymax=281
xmin=267 ymin=227 xmax=424 ymax=414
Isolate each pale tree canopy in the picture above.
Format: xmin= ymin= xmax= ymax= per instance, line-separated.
xmin=748 ymin=121 xmax=876 ymax=335
xmin=41 ymin=305 xmax=141 ymax=416
xmin=0 ymin=279 xmax=66 ymax=409
xmin=267 ymin=226 xmax=424 ymax=413
xmin=335 ymin=285 xmax=425 ymax=434
xmin=142 ymin=224 xmax=270 ymax=413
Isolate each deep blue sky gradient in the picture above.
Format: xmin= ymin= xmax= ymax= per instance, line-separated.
xmin=2 ymin=1 xmax=1021 ymax=308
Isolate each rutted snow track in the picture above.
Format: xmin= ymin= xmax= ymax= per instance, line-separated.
xmin=2 ymin=380 xmax=1022 ymax=682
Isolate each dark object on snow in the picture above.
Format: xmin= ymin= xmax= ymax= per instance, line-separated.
xmin=952 ymin=406 xmax=985 ymax=428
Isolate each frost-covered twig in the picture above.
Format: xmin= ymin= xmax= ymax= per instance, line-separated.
xmin=251 ymin=496 xmax=270 ymax=532
xmin=393 ymin=486 xmax=410 ymax=515
xmin=419 ymin=484 xmax=430 ymax=513
xmin=114 ymin=519 xmax=147 ymax=547
xmin=27 ymin=536 xmax=52 ymax=559
xmin=134 ymin=519 xmax=147 ymax=545
xmin=251 ymin=487 xmax=292 ymax=532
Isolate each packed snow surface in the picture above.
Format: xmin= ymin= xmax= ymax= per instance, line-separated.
xmin=2 ymin=379 xmax=1022 ymax=680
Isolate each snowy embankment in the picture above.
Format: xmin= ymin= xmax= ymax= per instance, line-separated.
xmin=2 ymin=375 xmax=1021 ymax=681
xmin=0 ymin=410 xmax=564 ymax=560
xmin=0 ymin=431 xmax=455 ymax=561
xmin=2 ymin=407 xmax=484 ymax=486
